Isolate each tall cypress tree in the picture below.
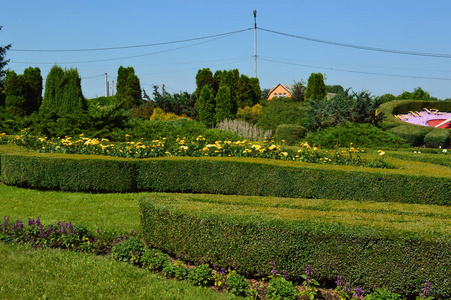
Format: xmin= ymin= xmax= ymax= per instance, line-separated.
xmin=115 ymin=66 xmax=142 ymax=109
xmin=215 ymin=85 xmax=233 ymax=123
xmin=4 ymin=67 xmax=43 ymax=116
xmin=196 ymin=85 xmax=215 ymax=127
xmin=195 ymin=68 xmax=214 ymax=99
xmin=40 ymin=65 xmax=86 ymax=115
xmin=305 ymin=73 xmax=326 ymax=100
xmin=60 ymin=68 xmax=86 ymax=115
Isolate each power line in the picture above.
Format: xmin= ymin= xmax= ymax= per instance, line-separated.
xmin=258 ymin=27 xmax=451 ymax=59
xmin=10 ymin=28 xmax=252 ymax=52
xmin=11 ymin=32 xmax=246 ymax=65
xmin=259 ymin=57 xmax=451 ymax=81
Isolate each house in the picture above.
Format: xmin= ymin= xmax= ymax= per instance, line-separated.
xmin=267 ymin=84 xmax=293 ymax=100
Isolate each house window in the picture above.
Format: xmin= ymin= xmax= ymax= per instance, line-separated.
xmin=278 ymin=93 xmax=282 ymax=97
xmin=283 ymin=93 xmax=287 ymax=97
xmin=274 ymin=93 xmax=277 ymax=97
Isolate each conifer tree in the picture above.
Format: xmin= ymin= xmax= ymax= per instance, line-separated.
xmin=196 ymin=85 xmax=215 ymax=127
xmin=40 ymin=65 xmax=86 ymax=115
xmin=115 ymin=66 xmax=142 ymax=108
xmin=215 ymin=85 xmax=233 ymax=123
xmin=305 ymin=73 xmax=326 ymax=100
xmin=4 ymin=67 xmax=42 ymax=115
xmin=195 ymin=68 xmax=214 ymax=99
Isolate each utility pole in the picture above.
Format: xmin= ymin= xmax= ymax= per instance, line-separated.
xmin=111 ymin=80 xmax=115 ymax=96
xmin=105 ymin=73 xmax=109 ymax=97
xmin=253 ymin=10 xmax=257 ymax=79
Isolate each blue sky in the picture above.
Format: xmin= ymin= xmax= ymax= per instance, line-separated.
xmin=2 ymin=0 xmax=451 ymax=99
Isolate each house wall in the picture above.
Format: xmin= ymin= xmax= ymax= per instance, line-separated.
xmin=267 ymin=85 xmax=292 ymax=100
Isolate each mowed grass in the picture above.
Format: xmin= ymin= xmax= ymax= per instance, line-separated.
xmin=0 ymin=184 xmax=144 ymax=233
xmin=0 ymin=243 xmax=237 ymax=300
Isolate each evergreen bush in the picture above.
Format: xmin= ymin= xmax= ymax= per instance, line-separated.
xmin=423 ymin=128 xmax=450 ymax=148
xmin=274 ymin=124 xmax=307 ymax=146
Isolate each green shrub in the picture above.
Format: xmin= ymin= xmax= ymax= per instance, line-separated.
xmin=365 ymin=288 xmax=403 ymax=300
xmin=257 ymin=98 xmax=308 ymax=131
xmin=424 ymin=128 xmax=450 ymax=148
xmin=162 ymin=262 xmax=189 ymax=280
xmin=274 ymin=124 xmax=307 ymax=146
xmin=387 ymin=125 xmax=431 ymax=146
xmin=266 ymin=277 xmax=298 ymax=300
xmin=305 ymin=123 xmax=407 ymax=148
xmin=111 ymin=237 xmax=145 ymax=264
xmin=187 ymin=264 xmax=213 ymax=286
xmin=226 ymin=272 xmax=251 ymax=296
xmin=141 ymin=249 xmax=171 ymax=271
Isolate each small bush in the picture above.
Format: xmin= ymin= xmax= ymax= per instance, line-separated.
xmin=274 ymin=124 xmax=307 ymax=146
xmin=201 ymin=128 xmax=243 ymax=143
xmin=226 ymin=272 xmax=251 ymax=296
xmin=141 ymin=249 xmax=171 ymax=271
xmin=162 ymin=262 xmax=189 ymax=280
xmin=266 ymin=277 xmax=298 ymax=300
xmin=387 ymin=125 xmax=431 ymax=146
xmin=305 ymin=123 xmax=408 ymax=148
xmin=111 ymin=237 xmax=145 ymax=264
xmin=257 ymin=98 xmax=309 ymax=131
xmin=187 ymin=264 xmax=213 ymax=286
xmin=365 ymin=288 xmax=403 ymax=300
xmin=424 ymin=128 xmax=450 ymax=148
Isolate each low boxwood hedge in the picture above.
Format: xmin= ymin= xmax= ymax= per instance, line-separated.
xmin=1 ymin=145 xmax=451 ymax=205
xmin=424 ymin=128 xmax=450 ymax=148
xmin=139 ymin=194 xmax=451 ymax=298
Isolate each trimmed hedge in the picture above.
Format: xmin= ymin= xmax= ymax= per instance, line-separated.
xmin=386 ymin=125 xmax=431 ymax=146
xmin=139 ymin=195 xmax=451 ymax=298
xmin=1 ymin=144 xmax=451 ymax=205
xmin=424 ymin=128 xmax=450 ymax=148
xmin=379 ymin=100 xmax=451 ymax=146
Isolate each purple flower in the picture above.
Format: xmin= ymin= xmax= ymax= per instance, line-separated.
xmin=283 ymin=270 xmax=290 ymax=281
xmin=2 ymin=216 xmax=9 ymax=232
xmin=344 ymin=283 xmax=351 ymax=294
xmin=335 ymin=275 xmax=343 ymax=287
xmin=305 ymin=264 xmax=313 ymax=277
xmin=28 ymin=218 xmax=35 ymax=226
xmin=271 ymin=268 xmax=279 ymax=276
xmin=353 ymin=287 xmax=365 ymax=298
xmin=130 ymin=230 xmax=136 ymax=236
xmin=421 ymin=281 xmax=431 ymax=295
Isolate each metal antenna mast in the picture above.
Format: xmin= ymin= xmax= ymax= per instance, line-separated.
xmin=253 ymin=10 xmax=257 ymax=78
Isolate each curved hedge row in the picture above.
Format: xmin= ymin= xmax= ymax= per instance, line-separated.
xmin=139 ymin=195 xmax=451 ymax=298
xmin=1 ymin=144 xmax=451 ymax=205
xmin=379 ymin=100 xmax=451 ymax=146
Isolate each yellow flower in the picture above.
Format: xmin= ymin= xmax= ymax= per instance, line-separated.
xmin=379 ymin=151 xmax=386 ymax=156
xmin=125 ymin=134 xmax=130 ymax=138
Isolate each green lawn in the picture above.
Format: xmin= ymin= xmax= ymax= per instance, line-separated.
xmin=0 ymin=243 xmax=237 ymax=300
xmin=0 ymin=184 xmax=239 ymax=299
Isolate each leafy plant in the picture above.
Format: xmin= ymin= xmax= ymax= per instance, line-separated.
xmin=226 ymin=272 xmax=251 ymax=296
xmin=266 ymin=277 xmax=298 ymax=300
xmin=162 ymin=261 xmax=189 ymax=280
xmin=366 ymin=288 xmax=404 ymax=300
xmin=111 ymin=237 xmax=145 ymax=264
xmin=187 ymin=264 xmax=213 ymax=286
xmin=299 ymin=264 xmax=319 ymax=300
xmin=141 ymin=249 xmax=171 ymax=271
